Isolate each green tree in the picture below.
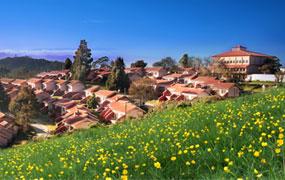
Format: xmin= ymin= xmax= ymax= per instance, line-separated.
xmin=129 ymin=78 xmax=157 ymax=105
xmin=106 ymin=57 xmax=130 ymax=92
xmin=92 ymin=56 xmax=110 ymax=69
xmin=64 ymin=58 xmax=72 ymax=70
xmin=72 ymin=40 xmax=93 ymax=82
xmin=259 ymin=58 xmax=282 ymax=74
xmin=0 ymin=83 xmax=9 ymax=112
xmin=131 ymin=60 xmax=147 ymax=68
xmin=153 ymin=57 xmax=177 ymax=72
xmin=179 ymin=54 xmax=189 ymax=68
xmin=9 ymin=86 xmax=39 ymax=132
xmin=86 ymin=94 xmax=99 ymax=109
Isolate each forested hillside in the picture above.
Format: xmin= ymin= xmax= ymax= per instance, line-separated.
xmin=0 ymin=56 xmax=64 ymax=78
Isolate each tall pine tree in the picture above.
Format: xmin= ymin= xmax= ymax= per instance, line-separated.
xmin=179 ymin=54 xmax=189 ymax=68
xmin=106 ymin=57 xmax=130 ymax=93
xmin=0 ymin=82 xmax=9 ymax=112
xmin=72 ymin=40 xmax=93 ymax=82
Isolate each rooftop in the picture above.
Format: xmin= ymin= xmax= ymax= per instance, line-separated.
xmin=212 ymin=45 xmax=274 ymax=58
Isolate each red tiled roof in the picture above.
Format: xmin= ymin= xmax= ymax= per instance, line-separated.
xmin=0 ymin=78 xmax=15 ymax=84
xmin=163 ymin=73 xmax=185 ymax=79
xmin=168 ymin=84 xmax=207 ymax=95
xmin=145 ymin=67 xmax=165 ymax=72
xmin=85 ymin=86 xmax=100 ymax=93
xmin=212 ymin=45 xmax=274 ymax=58
xmin=27 ymin=78 xmax=42 ymax=84
xmin=12 ymin=79 xmax=27 ymax=86
xmin=95 ymin=90 xmax=117 ymax=98
xmin=212 ymin=82 xmax=235 ymax=89
xmin=109 ymin=100 xmax=144 ymax=113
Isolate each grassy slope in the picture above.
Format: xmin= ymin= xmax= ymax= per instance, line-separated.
xmin=0 ymin=88 xmax=285 ymax=179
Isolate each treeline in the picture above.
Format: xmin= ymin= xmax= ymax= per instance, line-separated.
xmin=0 ymin=56 xmax=64 ymax=79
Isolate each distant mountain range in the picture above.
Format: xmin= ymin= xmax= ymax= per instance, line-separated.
xmin=0 ymin=56 xmax=64 ymax=79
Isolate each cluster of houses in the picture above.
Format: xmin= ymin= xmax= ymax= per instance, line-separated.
xmin=1 ymin=45 xmax=281 ymax=143
xmin=0 ymin=112 xmax=18 ymax=148
xmin=0 ymin=69 xmax=146 ymax=135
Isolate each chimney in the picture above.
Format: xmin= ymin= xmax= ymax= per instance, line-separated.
xmin=232 ymin=45 xmax=247 ymax=51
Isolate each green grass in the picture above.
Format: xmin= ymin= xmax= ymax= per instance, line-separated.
xmin=0 ymin=88 xmax=285 ymax=179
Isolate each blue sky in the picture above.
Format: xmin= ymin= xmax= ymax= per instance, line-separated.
xmin=0 ymin=0 xmax=284 ymax=65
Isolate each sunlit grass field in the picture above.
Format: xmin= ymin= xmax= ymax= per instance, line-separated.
xmin=0 ymin=88 xmax=285 ymax=179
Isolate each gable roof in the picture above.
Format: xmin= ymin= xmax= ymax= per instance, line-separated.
xmin=212 ymin=45 xmax=274 ymax=58
xmin=95 ymin=90 xmax=117 ymax=98
xmin=109 ymin=100 xmax=144 ymax=113
xmin=168 ymin=84 xmax=207 ymax=95
xmin=145 ymin=67 xmax=165 ymax=72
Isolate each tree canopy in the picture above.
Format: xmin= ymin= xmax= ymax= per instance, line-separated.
xmin=86 ymin=94 xmax=99 ymax=110
xmin=0 ymin=83 xmax=9 ymax=112
xmin=64 ymin=58 xmax=72 ymax=70
xmin=106 ymin=57 xmax=130 ymax=92
xmin=129 ymin=78 xmax=157 ymax=104
xmin=92 ymin=56 xmax=111 ymax=69
xmin=72 ymin=40 xmax=93 ymax=82
xmin=179 ymin=54 xmax=189 ymax=68
xmin=259 ymin=58 xmax=282 ymax=74
xmin=153 ymin=57 xmax=178 ymax=72
xmin=131 ymin=60 xmax=147 ymax=68
xmin=9 ymin=86 xmax=39 ymax=132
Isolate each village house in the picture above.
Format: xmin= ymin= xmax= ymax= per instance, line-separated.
xmin=181 ymin=67 xmax=196 ymax=75
xmin=55 ymin=105 xmax=98 ymax=134
xmin=0 ymin=112 xmax=18 ymax=148
xmin=162 ymin=73 xmax=193 ymax=83
xmin=36 ymin=70 xmax=70 ymax=80
xmin=52 ymin=99 xmax=77 ymax=116
xmin=27 ymin=78 xmax=43 ymax=90
xmin=125 ymin=67 xmax=145 ymax=81
xmin=42 ymin=79 xmax=56 ymax=92
xmin=188 ymin=76 xmax=240 ymax=97
xmin=159 ymin=83 xmax=209 ymax=101
xmin=212 ymin=45 xmax=276 ymax=79
xmin=84 ymin=85 xmax=101 ymax=97
xmin=153 ymin=79 xmax=174 ymax=94
xmin=145 ymin=67 xmax=168 ymax=78
xmin=55 ymin=80 xmax=68 ymax=91
xmin=0 ymin=78 xmax=15 ymax=85
xmin=100 ymin=100 xmax=145 ymax=123
xmin=6 ymin=88 xmax=19 ymax=100
xmin=67 ymin=80 xmax=85 ymax=93
xmin=94 ymin=90 xmax=117 ymax=104
xmin=34 ymin=90 xmax=51 ymax=103
xmin=11 ymin=79 xmax=27 ymax=87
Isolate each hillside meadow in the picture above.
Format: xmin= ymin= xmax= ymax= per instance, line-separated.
xmin=0 ymin=88 xmax=285 ymax=179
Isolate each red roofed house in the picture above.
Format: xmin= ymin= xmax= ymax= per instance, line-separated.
xmin=55 ymin=80 xmax=68 ymax=91
xmin=84 ymin=85 xmax=101 ymax=97
xmin=0 ymin=112 xmax=18 ymax=148
xmin=145 ymin=67 xmax=167 ymax=78
xmin=159 ymin=84 xmax=209 ymax=101
xmin=27 ymin=78 xmax=43 ymax=90
xmin=153 ymin=79 xmax=174 ymax=94
xmin=100 ymin=100 xmax=144 ymax=123
xmin=0 ymin=78 xmax=15 ymax=85
xmin=94 ymin=90 xmax=117 ymax=104
xmin=164 ymin=84 xmax=209 ymax=100
xmin=42 ymin=79 xmax=56 ymax=91
xmin=11 ymin=79 xmax=27 ymax=87
xmin=188 ymin=76 xmax=240 ymax=97
xmin=67 ymin=80 xmax=85 ymax=93
xmin=212 ymin=45 xmax=276 ymax=79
